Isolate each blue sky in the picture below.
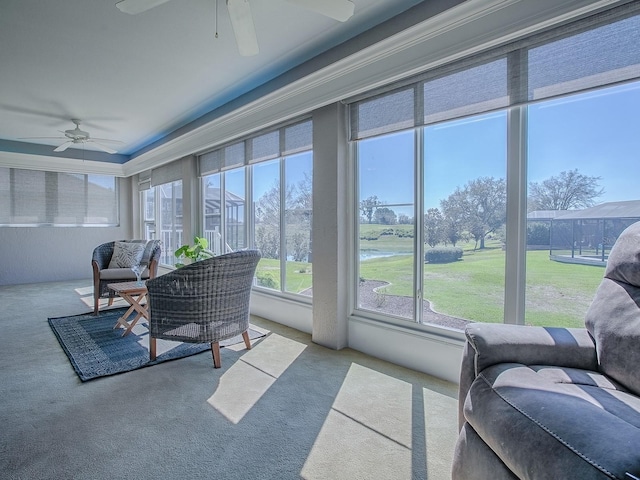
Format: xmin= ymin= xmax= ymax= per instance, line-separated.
xmin=216 ymin=82 xmax=639 ymax=215
xmin=359 ymin=82 xmax=640 ymax=213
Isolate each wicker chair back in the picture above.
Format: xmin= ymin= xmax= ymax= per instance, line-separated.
xmin=146 ymin=249 xmax=261 ymax=346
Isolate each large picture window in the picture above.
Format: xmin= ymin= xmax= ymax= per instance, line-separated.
xmin=350 ymin=3 xmax=640 ymax=330
xmin=0 ymin=167 xmax=118 ymax=226
xmin=199 ymin=119 xmax=313 ymax=297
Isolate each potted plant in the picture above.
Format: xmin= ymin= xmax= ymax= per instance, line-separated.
xmin=174 ymin=236 xmax=215 ymax=268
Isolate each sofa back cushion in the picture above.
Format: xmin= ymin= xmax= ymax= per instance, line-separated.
xmin=585 ymin=221 xmax=640 ymax=396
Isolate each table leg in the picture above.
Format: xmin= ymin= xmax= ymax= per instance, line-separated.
xmin=114 ymin=292 xmax=149 ymax=337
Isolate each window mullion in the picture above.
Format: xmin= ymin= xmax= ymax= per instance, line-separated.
xmin=279 ymin=157 xmax=286 ymax=292
xmin=414 ymin=127 xmax=424 ymax=324
xmin=220 ymin=173 xmax=227 ymax=253
xmin=504 ymin=49 xmax=528 ymax=325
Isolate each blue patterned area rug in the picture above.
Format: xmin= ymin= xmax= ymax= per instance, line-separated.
xmin=48 ymin=308 xmax=265 ymax=382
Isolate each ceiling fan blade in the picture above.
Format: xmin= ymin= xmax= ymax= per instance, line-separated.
xmin=88 ymin=141 xmax=118 ymax=154
xmin=115 ymin=0 xmax=172 ymax=15
xmin=283 ymin=0 xmax=355 ymax=22
xmin=54 ymin=141 xmax=73 ymax=152
xmin=18 ymin=136 xmax=66 ymax=140
xmin=226 ymin=0 xmax=259 ymax=57
xmin=91 ymin=137 xmax=125 ymax=145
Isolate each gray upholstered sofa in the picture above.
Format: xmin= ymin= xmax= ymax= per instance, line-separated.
xmin=452 ymin=221 xmax=640 ymax=479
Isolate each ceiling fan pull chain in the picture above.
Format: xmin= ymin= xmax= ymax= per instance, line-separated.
xmin=215 ymin=0 xmax=219 ymax=39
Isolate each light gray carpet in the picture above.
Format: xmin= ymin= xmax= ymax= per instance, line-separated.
xmin=0 ymin=279 xmax=459 ymax=480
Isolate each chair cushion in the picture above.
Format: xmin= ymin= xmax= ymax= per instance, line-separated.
xmin=464 ymin=363 xmax=640 ymax=479
xmin=585 ymin=221 xmax=640 ymax=396
xmin=100 ymin=267 xmax=150 ymax=281
xmin=108 ymin=241 xmax=146 ymax=268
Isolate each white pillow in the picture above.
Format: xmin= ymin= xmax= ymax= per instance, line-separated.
xmin=108 ymin=241 xmax=146 ymax=269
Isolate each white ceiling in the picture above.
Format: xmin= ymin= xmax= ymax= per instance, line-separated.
xmin=0 ymin=0 xmax=423 ymax=160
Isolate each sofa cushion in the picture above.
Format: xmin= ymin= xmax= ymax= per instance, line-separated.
xmin=585 ymin=221 xmax=640 ymax=396
xmin=108 ymin=241 xmax=146 ymax=268
xmin=464 ymin=363 xmax=640 ymax=479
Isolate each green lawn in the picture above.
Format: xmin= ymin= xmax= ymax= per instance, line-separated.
xmin=256 ymin=258 xmax=313 ymax=293
xmin=256 ymin=225 xmax=605 ymax=328
xmin=358 ymin=224 xmax=604 ymax=327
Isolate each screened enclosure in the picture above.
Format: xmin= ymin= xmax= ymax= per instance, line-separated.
xmin=549 ymin=201 xmax=640 ymax=265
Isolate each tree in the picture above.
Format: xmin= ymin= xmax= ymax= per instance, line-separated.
xmin=254 ymin=180 xmax=287 ymax=259
xmin=441 ymin=177 xmax=506 ymax=249
xmin=285 ymin=172 xmax=313 ymax=262
xmin=528 ymin=169 xmax=604 ymax=211
xmin=359 ymin=195 xmax=382 ymax=224
xmin=397 ymin=214 xmax=412 ymax=225
xmin=440 ymin=192 xmax=464 ymax=247
xmin=464 ymin=177 xmax=506 ymax=249
xmin=374 ymin=207 xmax=397 ymax=225
xmin=424 ymin=208 xmax=444 ymax=247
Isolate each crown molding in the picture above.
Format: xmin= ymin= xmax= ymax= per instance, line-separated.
xmin=123 ymin=0 xmax=618 ymax=177
xmin=0 ymin=151 xmax=125 ymax=176
xmin=6 ymin=0 xmax=619 ymax=178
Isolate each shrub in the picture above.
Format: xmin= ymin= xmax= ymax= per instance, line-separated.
xmin=527 ymin=222 xmax=551 ymax=245
xmin=257 ymin=272 xmax=279 ymax=289
xmin=396 ymin=229 xmax=414 ymax=238
xmin=425 ymin=247 xmax=463 ymax=263
xmin=360 ymin=233 xmax=380 ymax=241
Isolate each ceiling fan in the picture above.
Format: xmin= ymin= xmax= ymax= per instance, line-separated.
xmin=20 ymin=119 xmax=123 ymax=154
xmin=115 ymin=0 xmax=356 ymax=56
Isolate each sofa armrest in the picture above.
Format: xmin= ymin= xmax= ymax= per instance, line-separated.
xmin=467 ymin=323 xmax=597 ymax=373
xmin=457 ymin=323 xmax=597 ymax=430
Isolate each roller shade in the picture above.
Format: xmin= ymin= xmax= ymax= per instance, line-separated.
xmin=350 ymin=1 xmax=640 ymax=140
xmin=198 ymin=118 xmax=312 ymax=175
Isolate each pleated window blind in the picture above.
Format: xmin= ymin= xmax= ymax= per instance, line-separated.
xmin=350 ymin=2 xmax=640 ymax=140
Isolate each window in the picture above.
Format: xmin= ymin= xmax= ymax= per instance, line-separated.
xmin=198 ymin=119 xmax=313 ymax=297
xmin=525 ymin=84 xmax=640 ymax=327
xmin=141 ymin=180 xmax=182 ymax=266
xmin=225 ymin=169 xmax=246 ymax=252
xmin=350 ymin=3 xmax=640 ymax=329
xmin=423 ymin=112 xmax=506 ymax=327
xmin=357 ymin=130 xmax=415 ymax=320
xmin=284 ymin=151 xmax=312 ymax=294
xmin=0 ymin=167 xmax=118 ymax=226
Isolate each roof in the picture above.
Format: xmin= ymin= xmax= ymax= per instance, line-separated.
xmin=553 ymin=200 xmax=640 ymax=220
xmin=527 ymin=210 xmax=567 ymax=220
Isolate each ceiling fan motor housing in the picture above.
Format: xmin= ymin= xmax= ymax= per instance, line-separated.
xmin=65 ymin=120 xmax=90 ymax=141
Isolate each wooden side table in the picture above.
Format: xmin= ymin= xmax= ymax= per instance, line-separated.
xmin=107 ymin=281 xmax=149 ymax=337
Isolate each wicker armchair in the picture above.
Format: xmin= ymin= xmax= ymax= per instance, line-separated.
xmin=146 ymin=249 xmax=261 ymax=368
xmin=92 ymin=240 xmax=162 ymax=315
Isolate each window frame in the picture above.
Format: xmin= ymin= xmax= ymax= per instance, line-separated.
xmin=349 ymin=4 xmax=640 ymax=328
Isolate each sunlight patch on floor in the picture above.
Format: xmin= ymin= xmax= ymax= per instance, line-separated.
xmin=423 ymin=386 xmax=458 ymax=477
xmin=207 ymin=333 xmax=306 ymax=424
xmin=74 ymin=285 xmax=94 ymax=296
xmin=300 ymin=363 xmax=414 ymax=479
